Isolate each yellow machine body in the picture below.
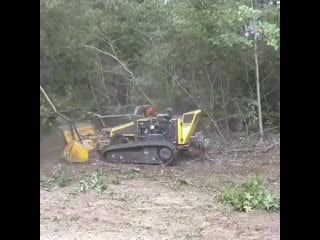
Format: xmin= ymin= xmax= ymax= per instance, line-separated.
xmin=61 ymin=123 xmax=97 ymax=151
xmin=60 ymin=122 xmax=97 ymax=163
xmin=63 ymin=141 xmax=89 ymax=163
xmin=110 ymin=121 xmax=136 ymax=139
xmin=109 ymin=109 xmax=202 ymax=147
xmin=179 ymin=109 xmax=202 ymax=145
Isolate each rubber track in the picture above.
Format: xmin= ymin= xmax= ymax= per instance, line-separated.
xmin=101 ymin=141 xmax=176 ymax=165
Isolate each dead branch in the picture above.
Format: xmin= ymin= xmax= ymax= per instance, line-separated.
xmin=249 ymin=126 xmax=280 ymax=137
xmin=84 ymin=44 xmax=134 ymax=78
xmin=206 ymin=141 xmax=280 ymax=157
xmin=206 ymin=113 xmax=229 ymax=144
xmin=224 ymin=148 xmax=256 ymax=153
xmin=262 ymin=142 xmax=280 ymax=153
xmin=260 ymin=68 xmax=276 ymax=85
xmin=263 ymin=85 xmax=280 ymax=97
xmin=92 ymin=87 xmax=113 ymax=103
xmin=83 ymin=44 xmax=154 ymax=105
xmin=87 ymin=112 xmax=143 ymax=119
xmin=95 ymin=52 xmax=111 ymax=104
xmin=40 ymin=86 xmax=70 ymax=122
xmin=216 ymin=114 xmax=243 ymax=122
xmin=152 ymin=63 xmax=199 ymax=105
xmin=40 ymin=86 xmax=57 ymax=113
xmin=151 ymin=63 xmax=228 ymax=143
xmin=204 ymin=151 xmax=218 ymax=162
xmin=107 ymin=37 xmax=118 ymax=59
xmin=206 ymin=147 xmax=257 ymax=155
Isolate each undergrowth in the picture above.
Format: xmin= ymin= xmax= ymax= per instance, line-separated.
xmin=222 ymin=176 xmax=279 ymax=212
xmin=77 ymin=169 xmax=108 ymax=193
xmin=40 ymin=165 xmax=142 ymax=192
xmin=40 ymin=164 xmax=72 ymax=189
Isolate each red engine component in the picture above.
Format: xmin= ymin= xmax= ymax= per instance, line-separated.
xmin=144 ymin=105 xmax=158 ymax=117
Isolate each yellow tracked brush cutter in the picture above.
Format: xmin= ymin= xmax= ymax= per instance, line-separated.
xmin=40 ymin=86 xmax=91 ymax=163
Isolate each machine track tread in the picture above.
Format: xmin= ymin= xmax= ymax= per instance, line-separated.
xmin=101 ymin=141 xmax=176 ymax=165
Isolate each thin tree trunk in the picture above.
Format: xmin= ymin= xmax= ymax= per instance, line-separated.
xmin=245 ymin=62 xmax=254 ymax=98
xmin=205 ymin=67 xmax=215 ymax=112
xmin=219 ymin=74 xmax=229 ymax=137
xmin=254 ymin=32 xmax=264 ymax=141
xmin=97 ymin=56 xmax=111 ymax=105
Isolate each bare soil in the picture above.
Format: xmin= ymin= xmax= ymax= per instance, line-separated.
xmin=40 ymin=133 xmax=280 ymax=240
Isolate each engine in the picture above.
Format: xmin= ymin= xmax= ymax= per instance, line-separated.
xmin=136 ymin=111 xmax=179 ymax=142
xmin=137 ymin=117 xmax=167 ymax=136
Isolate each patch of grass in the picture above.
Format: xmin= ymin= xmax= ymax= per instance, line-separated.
xmin=52 ymin=165 xmax=71 ymax=187
xmin=41 ymin=166 xmax=142 ymax=192
xmin=75 ymin=167 xmax=137 ymax=194
xmin=221 ymin=176 xmax=279 ymax=212
xmin=41 ymin=165 xmax=72 ymax=189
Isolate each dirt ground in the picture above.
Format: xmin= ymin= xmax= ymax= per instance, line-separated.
xmin=40 ymin=133 xmax=280 ymax=240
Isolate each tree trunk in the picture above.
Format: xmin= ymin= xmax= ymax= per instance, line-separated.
xmin=254 ymin=33 xmax=264 ymax=141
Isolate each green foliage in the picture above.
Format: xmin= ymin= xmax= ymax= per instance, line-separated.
xmin=243 ymin=102 xmax=259 ymax=129
xmin=263 ymin=102 xmax=280 ymax=127
xmin=222 ymin=176 xmax=280 ymax=212
xmin=52 ymin=165 xmax=71 ymax=187
xmin=40 ymin=0 xmax=280 ymax=132
xmin=75 ymin=168 xmax=140 ymax=193
xmin=41 ymin=164 xmax=72 ymax=189
xmin=77 ymin=169 xmax=108 ymax=194
xmin=259 ymin=22 xmax=280 ymax=50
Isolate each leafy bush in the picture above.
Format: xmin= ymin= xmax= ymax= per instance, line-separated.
xmin=222 ymin=176 xmax=279 ymax=212
xmin=243 ymin=102 xmax=259 ymax=130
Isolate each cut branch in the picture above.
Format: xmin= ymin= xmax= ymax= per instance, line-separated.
xmin=40 ymin=86 xmax=70 ymax=122
xmin=262 ymin=142 xmax=280 ymax=153
xmin=84 ymin=44 xmax=135 ymax=79
xmin=40 ymin=86 xmax=57 ymax=113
